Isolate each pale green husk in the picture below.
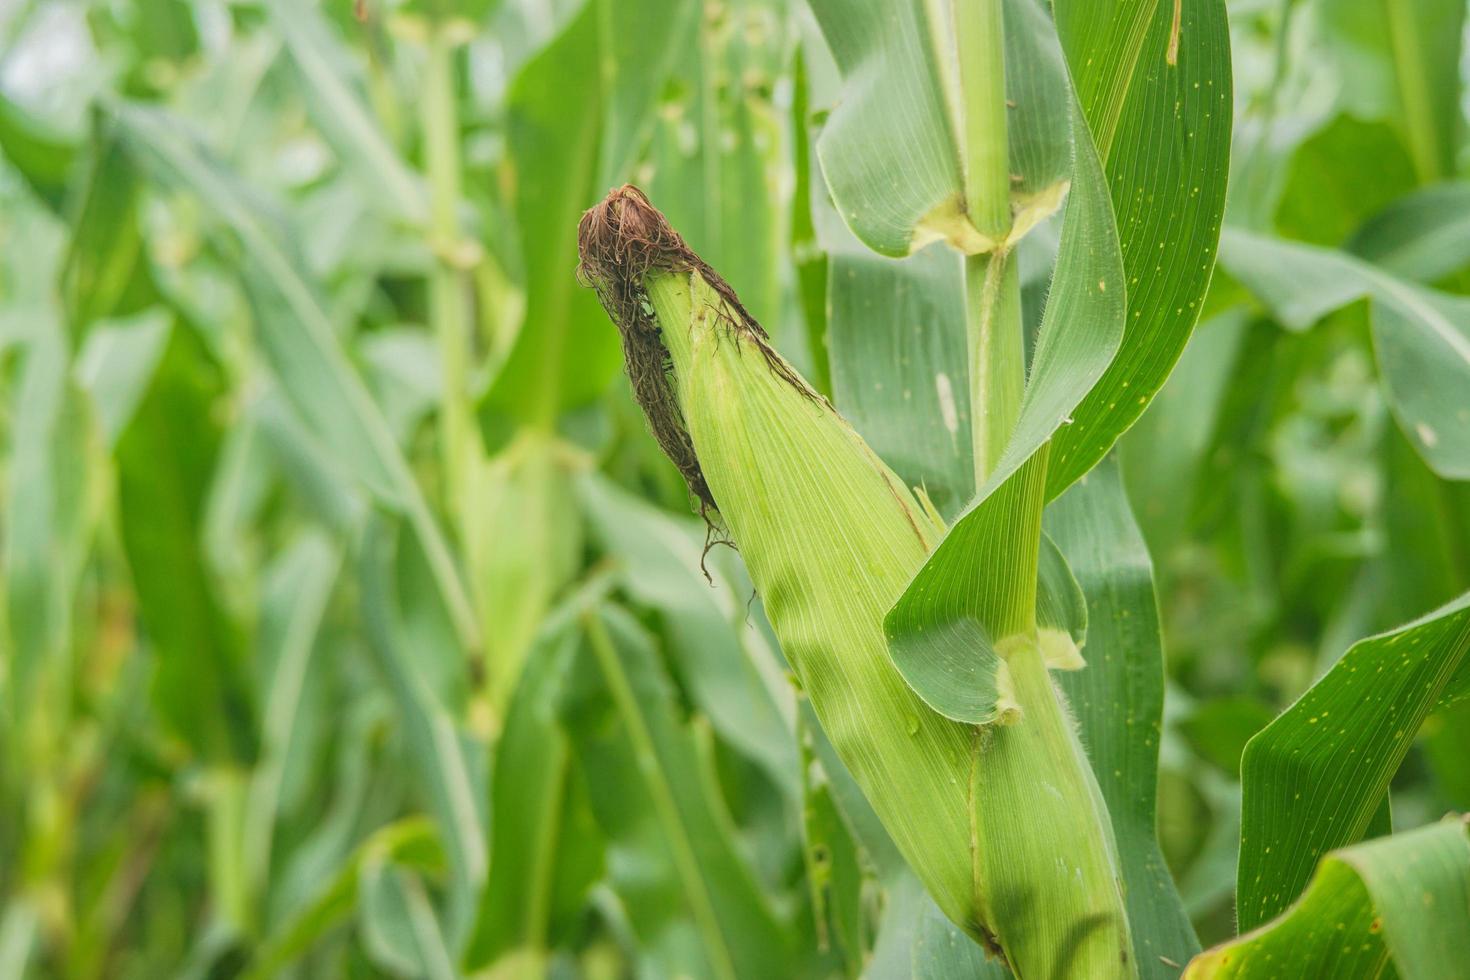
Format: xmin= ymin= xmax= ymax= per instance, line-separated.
xmin=643 ymin=269 xmax=1135 ymax=978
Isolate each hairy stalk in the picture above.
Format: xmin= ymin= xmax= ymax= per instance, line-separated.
xmin=965 ymin=249 xmax=1024 ymax=482
xmin=955 ymin=0 xmax=1023 ymax=491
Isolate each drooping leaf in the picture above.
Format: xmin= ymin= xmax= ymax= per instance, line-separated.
xmin=243 ymin=818 xmax=443 ymax=980
xmin=358 ymin=863 xmax=457 ymax=980
xmin=1236 ymin=591 xmax=1470 ymax=929
xmin=1347 ymin=181 xmax=1470 ymax=283
xmin=1220 ymin=227 xmax=1470 ymax=480
xmin=1188 ymin=818 xmax=1470 ymax=979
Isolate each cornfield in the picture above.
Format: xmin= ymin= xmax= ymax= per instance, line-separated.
xmin=2 ymin=0 xmax=1469 ymax=977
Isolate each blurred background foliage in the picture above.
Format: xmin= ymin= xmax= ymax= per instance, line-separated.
xmin=0 ymin=0 xmax=1467 ymax=976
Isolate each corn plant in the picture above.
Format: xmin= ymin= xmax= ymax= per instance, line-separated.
xmin=1 ymin=0 xmax=1469 ymax=978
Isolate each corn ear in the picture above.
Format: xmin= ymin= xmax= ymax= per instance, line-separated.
xmin=579 ymin=186 xmax=1133 ymax=977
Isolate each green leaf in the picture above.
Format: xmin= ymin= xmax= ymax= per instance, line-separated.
xmin=807 ymin=0 xmax=1071 ymax=256
xmin=1347 ymin=181 xmax=1470 ymax=283
xmin=798 ymin=725 xmax=867 ymax=974
xmin=465 ymin=605 xmax=602 ymax=973
xmin=1036 ymin=531 xmax=1086 ymax=654
xmin=250 ymin=390 xmax=368 ymax=537
xmin=888 ymin=86 xmax=1124 ymax=673
xmin=823 ymin=230 xmax=974 ymax=519
xmin=1376 ymin=422 xmax=1470 ymax=627
xmin=357 ymin=516 xmax=487 ymax=933
xmin=645 ymin=3 xmax=787 ymax=341
xmin=358 ymin=864 xmax=458 ymax=980
xmin=1219 ymin=227 xmax=1470 ymax=480
xmin=564 ymin=605 xmax=793 ymax=980
xmin=0 ymin=91 xmax=77 ymax=212
xmin=73 ymin=310 xmax=172 ymax=447
xmin=242 ymin=531 xmax=343 ymax=908
xmin=864 ymin=875 xmax=1008 ymax=980
xmin=1047 ymin=457 xmax=1200 ymax=977
xmin=791 ymin=48 xmax=831 ymax=397
xmin=2 ymin=319 xmax=96 ymax=717
xmin=597 ymin=0 xmax=699 ymax=191
xmin=888 ymin=615 xmax=1013 ymax=726
xmin=1272 ymin=116 xmax=1417 ymax=247
xmin=0 ymin=901 xmax=39 ymax=979
xmin=1175 ymin=696 xmax=1276 ymax=778
xmin=60 ymin=126 xmax=155 ymax=337
xmin=1187 ymin=817 xmax=1470 ymax=979
xmin=463 ymin=434 xmax=582 ymax=705
xmin=1236 ymin=591 xmax=1470 ymax=930
xmin=1119 ymin=309 xmax=1251 ymax=560
xmin=118 ymin=322 xmax=256 ymax=762
xmin=911 ymin=900 xmax=1006 ymax=980
xmin=1046 ymin=0 xmax=1233 ymax=497
xmin=107 ymin=100 xmax=480 ymax=655
xmin=578 ymin=472 xmax=799 ymax=798
xmin=261 ymin=0 xmax=428 ymax=224
xmin=243 ymin=818 xmax=443 ymax=980
xmin=803 ymin=0 xmax=966 ymax=257
xmin=482 ymin=0 xmax=691 ymax=423
xmin=1423 ymin=699 xmax=1470 ymax=811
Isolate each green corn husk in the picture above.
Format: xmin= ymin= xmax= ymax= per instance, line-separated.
xmin=579 ymin=186 xmax=1133 ymax=978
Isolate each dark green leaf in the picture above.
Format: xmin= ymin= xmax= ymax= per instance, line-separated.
xmin=1189 ymin=818 xmax=1470 ymax=979
xmin=1236 ymin=591 xmax=1470 ymax=929
xmin=1047 ymin=0 xmax=1233 ymax=496
xmin=118 ymin=322 xmax=256 ymax=762
xmin=1048 ymin=456 xmax=1200 ymax=977
xmin=564 ymin=605 xmax=793 ymax=980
